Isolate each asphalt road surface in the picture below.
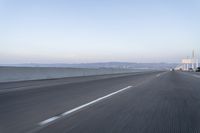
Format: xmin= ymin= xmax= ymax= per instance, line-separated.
xmin=0 ymin=71 xmax=200 ymax=133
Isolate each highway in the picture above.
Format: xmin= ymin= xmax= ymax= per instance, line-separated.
xmin=0 ymin=71 xmax=200 ymax=133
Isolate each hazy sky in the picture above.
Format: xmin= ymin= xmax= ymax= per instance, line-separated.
xmin=0 ymin=0 xmax=200 ymax=64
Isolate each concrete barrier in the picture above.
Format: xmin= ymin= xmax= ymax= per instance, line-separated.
xmin=0 ymin=67 xmax=144 ymax=83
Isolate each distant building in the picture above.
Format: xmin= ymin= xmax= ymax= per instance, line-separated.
xmin=179 ymin=50 xmax=199 ymax=71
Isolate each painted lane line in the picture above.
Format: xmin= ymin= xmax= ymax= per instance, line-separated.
xmin=193 ymin=75 xmax=200 ymax=78
xmin=156 ymin=72 xmax=168 ymax=78
xmin=38 ymin=86 xmax=132 ymax=126
xmin=156 ymin=74 xmax=161 ymax=77
xmin=39 ymin=116 xmax=60 ymax=125
xmin=61 ymin=86 xmax=132 ymax=116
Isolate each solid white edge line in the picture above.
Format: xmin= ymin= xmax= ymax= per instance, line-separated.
xmin=38 ymin=85 xmax=132 ymax=126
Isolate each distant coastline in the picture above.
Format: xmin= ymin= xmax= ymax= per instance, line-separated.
xmin=0 ymin=62 xmax=178 ymax=70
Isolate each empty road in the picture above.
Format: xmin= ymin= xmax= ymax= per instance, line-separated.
xmin=0 ymin=71 xmax=200 ymax=133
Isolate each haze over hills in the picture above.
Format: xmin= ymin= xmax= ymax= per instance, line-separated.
xmin=0 ymin=62 xmax=178 ymax=70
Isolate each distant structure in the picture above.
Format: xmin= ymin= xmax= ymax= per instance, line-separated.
xmin=176 ymin=50 xmax=199 ymax=71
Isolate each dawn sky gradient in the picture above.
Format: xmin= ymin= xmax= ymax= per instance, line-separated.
xmin=0 ymin=0 xmax=200 ymax=63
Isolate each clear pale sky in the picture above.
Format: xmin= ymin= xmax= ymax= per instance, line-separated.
xmin=0 ymin=0 xmax=200 ymax=64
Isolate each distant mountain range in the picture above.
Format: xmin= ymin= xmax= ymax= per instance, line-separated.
xmin=0 ymin=62 xmax=178 ymax=70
